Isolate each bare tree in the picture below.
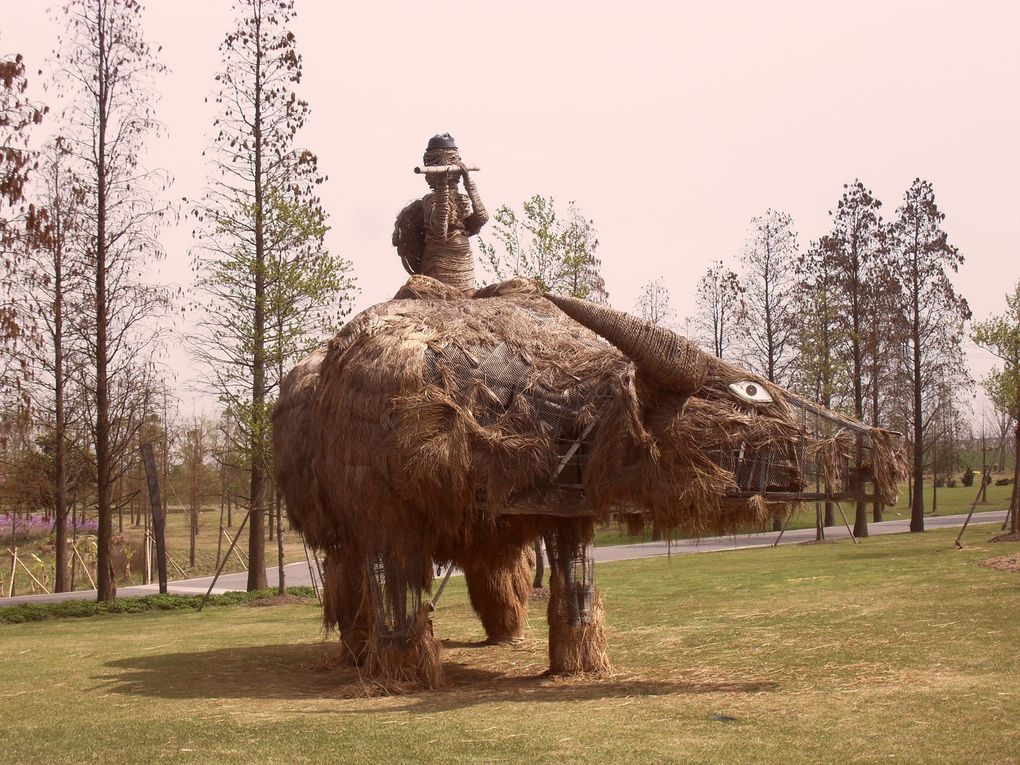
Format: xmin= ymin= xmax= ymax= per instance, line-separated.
xmin=691 ymin=259 xmax=743 ymax=359
xmin=25 ymin=139 xmax=89 ymax=591
xmin=889 ymin=178 xmax=970 ymax=533
xmin=56 ymin=0 xmax=170 ymax=599
xmin=738 ymin=209 xmax=798 ymax=385
xmin=635 ymin=277 xmax=674 ymax=327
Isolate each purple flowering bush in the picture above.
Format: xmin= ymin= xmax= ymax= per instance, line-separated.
xmin=0 ymin=513 xmax=99 ymax=544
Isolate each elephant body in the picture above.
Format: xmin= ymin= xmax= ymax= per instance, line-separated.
xmin=273 ymin=275 xmax=905 ymax=687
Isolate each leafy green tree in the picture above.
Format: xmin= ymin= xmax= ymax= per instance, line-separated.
xmin=972 ymin=280 xmax=1020 ymax=532
xmin=190 ymin=0 xmax=354 ymax=590
xmin=479 ymin=195 xmax=608 ymax=302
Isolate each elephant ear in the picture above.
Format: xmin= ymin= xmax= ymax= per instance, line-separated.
xmin=544 ymin=293 xmax=708 ymax=395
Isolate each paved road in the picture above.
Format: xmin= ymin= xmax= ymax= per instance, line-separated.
xmin=1 ymin=510 xmax=1008 ymax=607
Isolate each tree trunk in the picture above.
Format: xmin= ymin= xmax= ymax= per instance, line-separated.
xmin=276 ymin=490 xmax=286 ymax=595
xmin=1011 ymin=418 xmax=1020 ymax=535
xmin=246 ymin=20 xmax=268 ymax=593
xmin=533 ymin=539 xmax=545 ymax=589
xmin=189 ymin=501 xmax=197 ymax=568
xmin=95 ymin=14 xmax=114 ymax=601
xmin=53 ymin=244 xmax=68 ymax=592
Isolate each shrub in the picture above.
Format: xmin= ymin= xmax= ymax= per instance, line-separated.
xmin=0 ymin=586 xmax=317 ymax=624
xmin=961 ymin=467 xmax=974 ymax=487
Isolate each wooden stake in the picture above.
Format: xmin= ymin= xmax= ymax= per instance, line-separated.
xmin=955 ymin=483 xmax=989 ymax=549
xmin=69 ymin=541 xmax=96 ymax=589
xmin=302 ymin=538 xmax=321 ymax=604
xmin=430 ymin=565 xmax=456 ymax=609
xmin=198 ymin=509 xmax=251 ymax=612
xmin=7 ymin=547 xmax=16 ymax=597
xmin=221 ymin=526 xmax=248 ymax=566
xmin=8 ymin=548 xmax=51 ymax=593
xmin=834 ymin=502 xmax=859 ymax=544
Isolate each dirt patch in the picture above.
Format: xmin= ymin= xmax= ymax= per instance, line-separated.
xmin=798 ymin=539 xmax=837 ymax=546
xmin=530 ymin=587 xmax=550 ymax=601
xmin=245 ymin=595 xmax=316 ymax=607
xmin=977 ymin=553 xmax=1020 ymax=574
xmin=989 ymin=532 xmax=1020 ymax=543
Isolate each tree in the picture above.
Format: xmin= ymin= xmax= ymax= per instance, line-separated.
xmin=481 ymin=194 xmax=606 ymax=582
xmin=890 ymin=179 xmax=971 ymax=533
xmin=56 ymin=0 xmax=169 ymax=600
xmin=972 ymin=280 xmax=1020 ymax=533
xmin=793 ymin=239 xmax=850 ymax=534
xmin=25 ymin=139 xmax=89 ymax=591
xmin=0 ymin=51 xmax=46 ymax=414
xmin=480 ymin=195 xmax=608 ymax=302
xmin=265 ymin=194 xmax=354 ymax=593
xmin=691 ymin=259 xmax=743 ymax=359
xmin=181 ymin=417 xmax=209 ymax=568
xmin=190 ymin=0 xmax=351 ymax=591
xmin=738 ymin=209 xmax=799 ymax=385
xmin=635 ymin=277 xmax=674 ymax=327
xmin=825 ymin=181 xmax=886 ymax=537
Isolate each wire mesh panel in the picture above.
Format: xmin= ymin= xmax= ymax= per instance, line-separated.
xmin=718 ymin=396 xmax=889 ymax=503
xmin=545 ymin=532 xmax=596 ymax=626
xmin=368 ymin=553 xmax=424 ymax=640
xmin=431 ymin=341 xmax=600 ymax=454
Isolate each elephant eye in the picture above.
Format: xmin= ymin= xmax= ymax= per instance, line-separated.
xmin=728 ymin=381 xmax=773 ymax=405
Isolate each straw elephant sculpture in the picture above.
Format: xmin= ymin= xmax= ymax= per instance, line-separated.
xmin=272 ymin=274 xmax=906 ymax=689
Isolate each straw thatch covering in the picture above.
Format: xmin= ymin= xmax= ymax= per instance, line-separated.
xmin=272 ymin=274 xmax=907 ymax=689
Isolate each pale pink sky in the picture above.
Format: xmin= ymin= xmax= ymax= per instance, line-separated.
xmin=4 ymin=0 xmax=1018 ymax=418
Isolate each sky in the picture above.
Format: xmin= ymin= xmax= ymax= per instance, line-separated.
xmin=3 ymin=0 xmax=1018 ymax=421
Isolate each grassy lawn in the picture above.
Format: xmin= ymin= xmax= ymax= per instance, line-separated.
xmin=2 ymin=523 xmax=1018 ymax=764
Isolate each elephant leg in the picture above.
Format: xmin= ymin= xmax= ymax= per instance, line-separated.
xmin=322 ymin=547 xmax=371 ymax=665
xmin=545 ymin=518 xmax=611 ymax=676
xmin=461 ymin=540 xmax=533 ymax=645
xmin=363 ymin=547 xmax=444 ymax=690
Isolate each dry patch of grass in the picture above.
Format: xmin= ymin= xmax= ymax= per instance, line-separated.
xmin=977 ymin=552 xmax=1020 ymax=574
xmin=2 ymin=524 xmax=1019 ymax=764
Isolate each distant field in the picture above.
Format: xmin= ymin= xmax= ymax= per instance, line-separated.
xmin=2 ymin=524 xmax=1018 ymax=764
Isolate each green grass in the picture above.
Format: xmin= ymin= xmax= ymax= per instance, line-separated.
xmin=594 ymin=480 xmax=1015 ymax=546
xmin=2 ymin=523 xmax=1018 ymax=764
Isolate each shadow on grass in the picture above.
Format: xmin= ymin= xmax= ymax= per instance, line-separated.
xmin=99 ymin=641 xmax=778 ymax=710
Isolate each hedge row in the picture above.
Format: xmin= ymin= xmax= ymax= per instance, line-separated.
xmin=0 ymin=586 xmax=317 ymax=624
